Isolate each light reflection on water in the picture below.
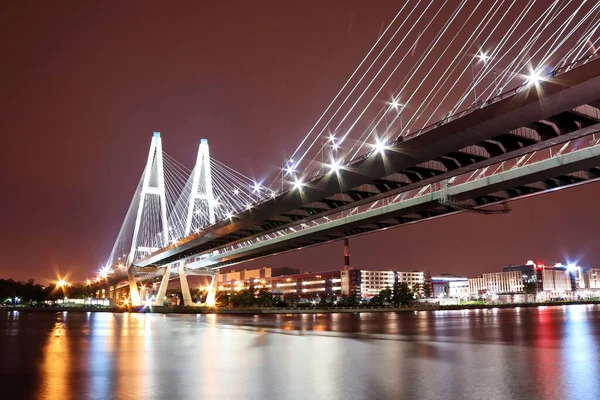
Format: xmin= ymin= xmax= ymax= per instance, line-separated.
xmin=1 ymin=305 xmax=599 ymax=399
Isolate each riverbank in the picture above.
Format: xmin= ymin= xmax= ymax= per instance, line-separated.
xmin=3 ymin=299 xmax=600 ymax=315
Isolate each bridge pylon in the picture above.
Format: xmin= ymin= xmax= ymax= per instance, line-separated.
xmin=127 ymin=132 xmax=170 ymax=306
xmin=152 ymin=265 xmax=172 ymax=306
xmin=185 ymin=139 xmax=216 ymax=235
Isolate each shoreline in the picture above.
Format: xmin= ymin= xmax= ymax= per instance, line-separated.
xmin=2 ymin=300 xmax=600 ymax=315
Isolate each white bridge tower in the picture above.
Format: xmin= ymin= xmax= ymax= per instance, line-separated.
xmin=127 ymin=132 xmax=169 ymax=306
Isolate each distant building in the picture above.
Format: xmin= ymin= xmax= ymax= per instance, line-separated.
xmin=341 ymin=268 xmax=361 ymax=296
xmin=587 ymin=269 xmax=600 ymax=289
xmin=218 ymin=269 xmax=342 ymax=300
xmin=471 ymin=260 xmax=600 ymax=298
xmin=432 ymin=275 xmax=468 ymax=298
xmin=360 ymin=270 xmax=395 ymax=297
xmin=396 ymin=271 xmax=426 ymax=289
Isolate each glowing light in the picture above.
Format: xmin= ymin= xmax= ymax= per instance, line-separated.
xmin=56 ymin=279 xmax=68 ymax=288
xmin=329 ymin=159 xmax=341 ymax=173
xmin=374 ymin=139 xmax=388 ymax=154
xmin=98 ymin=266 xmax=111 ymax=278
xmin=389 ymin=98 xmax=403 ymax=109
xmin=252 ymin=181 xmax=262 ymax=192
xmin=246 ymin=203 xmax=252 ymax=210
xmin=293 ymin=178 xmax=304 ymax=191
xmin=226 ymin=211 xmax=234 ymax=219
xmin=566 ymin=263 xmax=579 ymax=272
xmin=526 ymin=69 xmax=545 ymax=86
xmin=476 ymin=51 xmax=490 ymax=62
xmin=85 ymin=279 xmax=91 ymax=286
xmin=270 ymin=191 xmax=277 ymax=198
xmin=233 ymin=188 xmax=239 ymax=195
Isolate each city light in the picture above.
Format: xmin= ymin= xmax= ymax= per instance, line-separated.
xmin=246 ymin=203 xmax=252 ymax=210
xmin=85 ymin=279 xmax=91 ymax=286
xmin=270 ymin=191 xmax=277 ymax=198
xmin=233 ymin=188 xmax=239 ymax=195
xmin=56 ymin=279 xmax=68 ymax=288
xmin=226 ymin=211 xmax=234 ymax=219
xmin=252 ymin=181 xmax=262 ymax=192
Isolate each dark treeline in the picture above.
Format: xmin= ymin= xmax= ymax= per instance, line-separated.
xmin=214 ymin=281 xmax=422 ymax=309
xmin=0 ymin=279 xmax=92 ymax=305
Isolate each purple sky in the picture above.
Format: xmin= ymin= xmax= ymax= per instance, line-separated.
xmin=2 ymin=1 xmax=599 ymax=284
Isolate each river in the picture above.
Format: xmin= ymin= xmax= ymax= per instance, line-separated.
xmin=1 ymin=305 xmax=599 ymax=399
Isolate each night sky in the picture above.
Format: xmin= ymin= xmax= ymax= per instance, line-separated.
xmin=2 ymin=1 xmax=599 ymax=284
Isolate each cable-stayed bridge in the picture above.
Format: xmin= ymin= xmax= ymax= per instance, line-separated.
xmin=95 ymin=2 xmax=600 ymax=306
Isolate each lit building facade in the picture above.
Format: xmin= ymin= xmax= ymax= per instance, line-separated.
xmin=483 ymin=271 xmax=524 ymax=294
xmin=218 ymin=270 xmax=342 ymax=300
xmin=360 ymin=270 xmax=395 ymax=297
xmin=587 ymin=269 xmax=600 ymax=289
xmin=432 ymin=275 xmax=468 ymax=298
xmin=449 ymin=280 xmax=470 ymax=298
xmin=541 ymin=268 xmax=572 ymax=292
xmin=396 ymin=271 xmax=426 ymax=289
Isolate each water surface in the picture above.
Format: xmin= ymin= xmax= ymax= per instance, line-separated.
xmin=1 ymin=305 xmax=599 ymax=399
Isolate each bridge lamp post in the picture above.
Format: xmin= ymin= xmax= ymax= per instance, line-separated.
xmin=387 ymin=98 xmax=404 ymax=133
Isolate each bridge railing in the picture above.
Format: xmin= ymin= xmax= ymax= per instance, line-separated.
xmin=191 ymin=130 xmax=600 ymax=266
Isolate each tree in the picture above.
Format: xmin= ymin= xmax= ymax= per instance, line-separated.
xmin=369 ymin=294 xmax=383 ymax=306
xmin=216 ymin=291 xmax=230 ymax=307
xmin=412 ymin=283 xmax=423 ymax=299
xmin=256 ymin=288 xmax=274 ymax=307
xmin=423 ymin=282 xmax=432 ymax=299
xmin=523 ymin=281 xmax=537 ymax=303
xmin=230 ymin=289 xmax=254 ymax=307
xmin=392 ymin=282 xmax=414 ymax=306
xmin=379 ymin=287 xmax=392 ymax=304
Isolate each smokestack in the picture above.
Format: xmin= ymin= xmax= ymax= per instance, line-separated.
xmin=344 ymin=238 xmax=350 ymax=270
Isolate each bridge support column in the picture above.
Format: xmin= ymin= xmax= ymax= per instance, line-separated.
xmin=153 ymin=265 xmax=171 ymax=306
xmin=127 ymin=266 xmax=142 ymax=306
xmin=178 ymin=263 xmax=196 ymax=306
xmin=205 ymin=271 xmax=220 ymax=307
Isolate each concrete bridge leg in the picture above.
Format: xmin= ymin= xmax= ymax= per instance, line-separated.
xmin=178 ymin=263 xmax=195 ymax=306
xmin=153 ymin=265 xmax=171 ymax=306
xmin=205 ymin=271 xmax=220 ymax=307
xmin=127 ymin=266 xmax=142 ymax=306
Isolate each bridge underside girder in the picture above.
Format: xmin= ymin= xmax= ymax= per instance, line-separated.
xmin=169 ymin=145 xmax=600 ymax=270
